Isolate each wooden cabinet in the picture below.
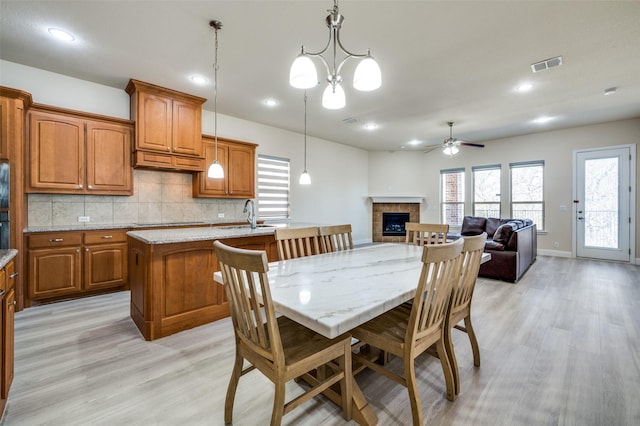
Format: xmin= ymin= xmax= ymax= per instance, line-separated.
xmin=0 ymin=98 xmax=12 ymax=159
xmin=128 ymin=233 xmax=277 ymax=340
xmin=0 ymin=257 xmax=17 ymax=415
xmin=27 ymin=107 xmax=133 ymax=195
xmin=26 ymin=230 xmax=128 ymax=302
xmin=193 ymin=136 xmax=257 ymax=198
xmin=126 ymin=79 xmax=206 ymax=172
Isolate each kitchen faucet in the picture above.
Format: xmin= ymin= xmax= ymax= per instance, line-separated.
xmin=243 ymin=199 xmax=256 ymax=229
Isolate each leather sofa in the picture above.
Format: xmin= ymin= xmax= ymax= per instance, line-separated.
xmin=450 ymin=216 xmax=537 ymax=283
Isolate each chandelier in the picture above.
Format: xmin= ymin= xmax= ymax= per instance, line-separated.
xmin=289 ymin=0 xmax=381 ymax=109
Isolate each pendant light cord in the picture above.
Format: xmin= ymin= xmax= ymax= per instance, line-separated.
xmin=303 ymin=91 xmax=308 ymax=171
xmin=211 ymin=20 xmax=221 ymax=162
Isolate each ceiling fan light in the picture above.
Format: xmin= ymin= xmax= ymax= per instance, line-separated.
xmin=353 ymin=56 xmax=381 ymax=91
xmin=207 ymin=160 xmax=225 ymax=179
xmin=443 ymin=146 xmax=459 ymax=156
xmin=322 ymin=83 xmax=346 ymax=109
xmin=289 ymin=55 xmax=318 ymax=89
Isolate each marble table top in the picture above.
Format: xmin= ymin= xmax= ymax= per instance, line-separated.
xmin=214 ymin=243 xmax=490 ymax=339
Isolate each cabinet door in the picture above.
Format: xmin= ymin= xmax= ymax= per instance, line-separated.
xmin=28 ymin=247 xmax=82 ymax=299
xmin=83 ymin=242 xmax=128 ymax=291
xmin=1 ymin=288 xmax=14 ymax=399
xmin=171 ymin=99 xmax=202 ymax=157
xmin=193 ymin=139 xmax=229 ymax=197
xmin=86 ymin=121 xmax=133 ymax=194
xmin=227 ymin=143 xmax=256 ymax=198
xmin=137 ymin=91 xmax=172 ymax=153
xmin=28 ymin=111 xmax=84 ymax=192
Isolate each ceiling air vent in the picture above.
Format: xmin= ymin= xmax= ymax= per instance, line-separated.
xmin=531 ymin=56 xmax=563 ymax=73
xmin=342 ymin=117 xmax=358 ymax=125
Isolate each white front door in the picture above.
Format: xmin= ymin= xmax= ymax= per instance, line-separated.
xmin=575 ymin=146 xmax=633 ymax=261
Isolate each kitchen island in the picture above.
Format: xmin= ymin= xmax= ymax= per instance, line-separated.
xmin=127 ymin=224 xmax=299 ymax=340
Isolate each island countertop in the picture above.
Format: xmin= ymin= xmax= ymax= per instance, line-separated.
xmin=126 ymin=222 xmax=321 ymax=245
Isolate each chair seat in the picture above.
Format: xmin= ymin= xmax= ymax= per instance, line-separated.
xmin=277 ymin=316 xmax=351 ymax=367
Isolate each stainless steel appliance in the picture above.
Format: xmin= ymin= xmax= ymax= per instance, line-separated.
xmin=0 ymin=162 xmax=9 ymax=249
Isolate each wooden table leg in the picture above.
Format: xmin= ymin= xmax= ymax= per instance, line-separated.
xmin=321 ymin=377 xmax=378 ymax=425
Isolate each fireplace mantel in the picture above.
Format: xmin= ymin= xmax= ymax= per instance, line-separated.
xmin=369 ymin=196 xmax=423 ymax=204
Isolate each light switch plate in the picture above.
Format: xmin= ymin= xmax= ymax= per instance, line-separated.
xmin=78 ymin=216 xmax=90 ymax=222
xmin=218 ymin=213 xmax=225 ymax=218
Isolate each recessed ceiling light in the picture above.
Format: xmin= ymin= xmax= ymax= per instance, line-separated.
xmin=533 ymin=116 xmax=554 ymax=124
xmin=407 ymin=139 xmax=422 ymax=146
xmin=364 ymin=122 xmax=378 ymax=130
xmin=190 ymin=75 xmax=208 ymax=85
xmin=48 ymin=28 xmax=75 ymax=42
xmin=515 ymin=83 xmax=533 ymax=92
xmin=604 ymin=87 xmax=617 ymax=96
xmin=263 ymin=99 xmax=278 ymax=107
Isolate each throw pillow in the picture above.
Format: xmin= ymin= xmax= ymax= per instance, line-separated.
xmin=493 ymin=223 xmax=513 ymax=244
xmin=461 ymin=216 xmax=486 ymax=236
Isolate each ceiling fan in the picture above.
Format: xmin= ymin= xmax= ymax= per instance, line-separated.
xmin=426 ymin=122 xmax=485 ymax=156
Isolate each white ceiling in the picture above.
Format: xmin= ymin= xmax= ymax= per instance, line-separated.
xmin=1 ymin=1 xmax=639 ymax=152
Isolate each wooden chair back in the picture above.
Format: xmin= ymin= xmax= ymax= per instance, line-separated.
xmin=214 ymin=241 xmax=283 ymax=365
xmin=405 ymin=223 xmax=450 ymax=246
xmin=319 ymin=224 xmax=354 ymax=253
xmin=409 ymin=239 xmax=463 ymax=347
xmin=274 ymin=226 xmax=321 ymax=260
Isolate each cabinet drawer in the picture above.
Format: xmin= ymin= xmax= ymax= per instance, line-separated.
xmin=27 ymin=232 xmax=82 ymax=249
xmin=83 ymin=230 xmax=128 ymax=244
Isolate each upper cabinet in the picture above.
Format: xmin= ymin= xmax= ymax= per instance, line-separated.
xmin=126 ymin=79 xmax=206 ymax=172
xmin=27 ymin=107 xmax=133 ymax=195
xmin=193 ymin=136 xmax=257 ymax=199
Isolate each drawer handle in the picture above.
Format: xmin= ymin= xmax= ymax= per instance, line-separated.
xmin=9 ymin=273 xmax=18 ymax=278
xmin=101 ymin=235 xmax=113 ymax=239
xmin=49 ymin=238 xmax=64 ymax=242
xmin=0 ymin=290 xmax=4 ymax=297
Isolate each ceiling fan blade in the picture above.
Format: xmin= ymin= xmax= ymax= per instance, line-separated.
xmin=459 ymin=142 xmax=485 ymax=148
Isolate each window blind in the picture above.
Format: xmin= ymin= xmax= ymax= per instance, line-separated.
xmin=257 ymin=154 xmax=290 ymax=220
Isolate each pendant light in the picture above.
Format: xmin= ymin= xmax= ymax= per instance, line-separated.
xmin=289 ymin=0 xmax=381 ymax=109
xmin=299 ymin=92 xmax=311 ymax=185
xmin=207 ymin=20 xmax=224 ymax=179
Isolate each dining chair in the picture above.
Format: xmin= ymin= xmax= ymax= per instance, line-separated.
xmin=405 ymin=222 xmax=450 ymax=246
xmin=442 ymin=232 xmax=487 ymax=397
xmin=274 ymin=226 xmax=321 ymax=260
xmin=318 ymin=224 xmax=354 ymax=253
xmin=351 ymin=239 xmax=464 ymax=426
xmin=214 ymin=241 xmax=353 ymax=425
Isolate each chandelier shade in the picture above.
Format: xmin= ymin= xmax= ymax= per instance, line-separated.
xmin=289 ymin=54 xmax=318 ymax=89
xmin=290 ymin=0 xmax=380 ymax=109
xmin=322 ymin=83 xmax=346 ymax=109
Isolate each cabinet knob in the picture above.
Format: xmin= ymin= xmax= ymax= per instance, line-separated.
xmin=85 ymin=248 xmax=90 ymax=252
xmin=79 ymin=184 xmax=84 ymax=188
xmin=167 ymin=146 xmax=171 ymax=151
xmin=9 ymin=273 xmax=18 ymax=278
xmin=88 ymin=185 xmax=93 ymax=189
xmin=101 ymin=235 xmax=113 ymax=239
xmin=49 ymin=238 xmax=64 ymax=242
xmin=76 ymin=249 xmax=80 ymax=253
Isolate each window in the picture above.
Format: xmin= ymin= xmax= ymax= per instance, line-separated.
xmin=440 ymin=168 xmax=465 ymax=227
xmin=257 ymin=155 xmax=290 ymax=220
xmin=473 ymin=165 xmax=501 ymax=218
xmin=511 ymin=161 xmax=544 ymax=230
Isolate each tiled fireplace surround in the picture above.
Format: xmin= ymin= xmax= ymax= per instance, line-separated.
xmin=372 ymin=201 xmax=421 ymax=243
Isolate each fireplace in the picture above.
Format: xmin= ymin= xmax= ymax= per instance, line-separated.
xmin=382 ymin=212 xmax=410 ymax=236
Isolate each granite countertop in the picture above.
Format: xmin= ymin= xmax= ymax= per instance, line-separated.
xmin=24 ymin=219 xmax=258 ymax=233
xmin=0 ymin=249 xmax=18 ymax=270
xmin=127 ymin=222 xmax=322 ymax=245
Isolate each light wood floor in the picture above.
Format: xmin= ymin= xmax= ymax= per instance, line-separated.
xmin=2 ymin=256 xmax=639 ymax=425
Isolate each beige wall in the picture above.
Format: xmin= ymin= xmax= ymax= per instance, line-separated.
xmin=369 ymin=119 xmax=640 ymax=258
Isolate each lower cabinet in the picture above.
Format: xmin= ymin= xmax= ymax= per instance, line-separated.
xmin=26 ymin=230 xmax=128 ymax=302
xmin=128 ymin=233 xmax=278 ymax=340
xmin=0 ymin=258 xmax=17 ymax=417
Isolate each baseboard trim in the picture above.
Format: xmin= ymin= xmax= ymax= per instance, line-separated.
xmin=537 ymin=249 xmax=572 ymax=258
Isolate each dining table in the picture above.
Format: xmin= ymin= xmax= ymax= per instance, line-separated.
xmin=214 ymin=242 xmax=490 ymax=425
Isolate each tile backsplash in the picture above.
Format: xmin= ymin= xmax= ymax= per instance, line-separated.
xmin=28 ymin=170 xmax=249 ymax=227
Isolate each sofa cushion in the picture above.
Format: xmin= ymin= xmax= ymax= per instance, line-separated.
xmin=461 ymin=216 xmax=486 ymax=236
xmin=493 ymin=223 xmax=514 ymax=244
xmin=484 ymin=240 xmax=505 ymax=251
xmin=486 ymin=218 xmax=506 ymax=237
